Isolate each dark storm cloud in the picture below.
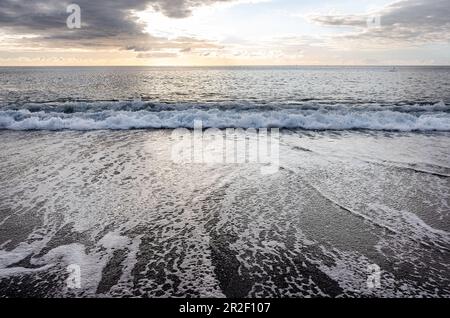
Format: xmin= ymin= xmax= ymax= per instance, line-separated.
xmin=0 ymin=0 xmax=233 ymax=50
xmin=149 ymin=0 xmax=232 ymax=18
xmin=310 ymin=0 xmax=450 ymax=44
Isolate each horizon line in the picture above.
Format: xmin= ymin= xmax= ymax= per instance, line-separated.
xmin=1 ymin=64 xmax=450 ymax=68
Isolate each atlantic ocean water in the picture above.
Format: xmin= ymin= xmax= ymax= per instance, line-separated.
xmin=0 ymin=66 xmax=449 ymax=297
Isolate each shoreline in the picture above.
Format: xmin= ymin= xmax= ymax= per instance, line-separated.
xmin=0 ymin=129 xmax=448 ymax=297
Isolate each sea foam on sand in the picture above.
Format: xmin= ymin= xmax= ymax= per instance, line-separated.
xmin=0 ymin=129 xmax=448 ymax=297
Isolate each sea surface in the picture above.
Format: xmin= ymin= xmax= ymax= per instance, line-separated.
xmin=0 ymin=66 xmax=449 ymax=297
xmin=1 ymin=66 xmax=449 ymax=130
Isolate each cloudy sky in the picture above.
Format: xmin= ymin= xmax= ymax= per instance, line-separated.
xmin=0 ymin=0 xmax=449 ymax=65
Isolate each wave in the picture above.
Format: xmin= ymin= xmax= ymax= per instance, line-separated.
xmin=0 ymin=101 xmax=449 ymax=131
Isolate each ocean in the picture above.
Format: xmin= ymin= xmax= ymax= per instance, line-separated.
xmin=0 ymin=66 xmax=449 ymax=297
xmin=1 ymin=66 xmax=450 ymax=131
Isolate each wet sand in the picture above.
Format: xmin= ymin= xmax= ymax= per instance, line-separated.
xmin=0 ymin=130 xmax=449 ymax=297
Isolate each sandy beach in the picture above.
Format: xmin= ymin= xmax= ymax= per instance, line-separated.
xmin=0 ymin=129 xmax=448 ymax=297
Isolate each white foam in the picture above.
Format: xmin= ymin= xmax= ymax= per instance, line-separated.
xmin=0 ymin=101 xmax=449 ymax=131
xmin=99 ymin=232 xmax=131 ymax=250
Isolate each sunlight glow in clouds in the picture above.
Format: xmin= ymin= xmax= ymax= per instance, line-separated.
xmin=0 ymin=0 xmax=449 ymax=66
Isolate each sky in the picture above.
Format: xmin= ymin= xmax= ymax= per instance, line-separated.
xmin=0 ymin=0 xmax=449 ymax=66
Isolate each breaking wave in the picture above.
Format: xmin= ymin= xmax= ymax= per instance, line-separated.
xmin=0 ymin=101 xmax=449 ymax=131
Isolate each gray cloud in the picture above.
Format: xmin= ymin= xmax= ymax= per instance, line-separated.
xmin=310 ymin=0 xmax=450 ymax=45
xmin=0 ymin=0 xmax=234 ymax=51
xmin=149 ymin=0 xmax=232 ymax=18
